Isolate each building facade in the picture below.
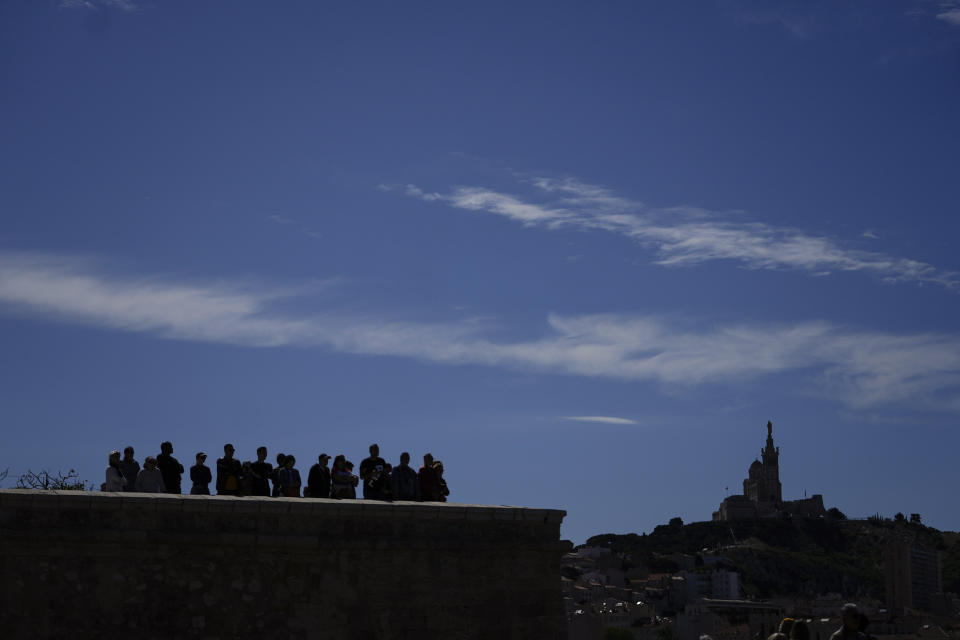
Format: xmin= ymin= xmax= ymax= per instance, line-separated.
xmin=885 ymin=540 xmax=942 ymax=613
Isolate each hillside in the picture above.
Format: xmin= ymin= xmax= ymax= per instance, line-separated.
xmin=585 ymin=516 xmax=960 ymax=600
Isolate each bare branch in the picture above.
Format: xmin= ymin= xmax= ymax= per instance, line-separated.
xmin=16 ymin=468 xmax=92 ymax=491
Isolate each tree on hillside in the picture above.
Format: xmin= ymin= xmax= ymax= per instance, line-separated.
xmin=16 ymin=469 xmax=92 ymax=491
xmin=910 ymin=513 xmax=922 ymax=524
xmin=827 ymin=507 xmax=847 ymax=520
xmin=894 ymin=512 xmax=906 ymax=523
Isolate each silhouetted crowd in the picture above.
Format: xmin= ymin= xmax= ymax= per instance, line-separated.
xmin=103 ymin=442 xmax=450 ymax=502
xmin=698 ymin=603 xmax=877 ymax=640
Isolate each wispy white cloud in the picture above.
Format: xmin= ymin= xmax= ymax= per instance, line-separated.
xmin=440 ymin=186 xmax=567 ymax=225
xmin=862 ymin=229 xmax=880 ymax=240
xmin=736 ymin=10 xmax=808 ymax=39
xmin=937 ymin=8 xmax=960 ymax=25
xmin=385 ymin=183 xmax=567 ymax=225
xmin=60 ymin=0 xmax=139 ymax=10
xmin=562 ymin=416 xmax=639 ymax=425
xmin=2 ymin=251 xmax=960 ymax=411
xmin=907 ymin=0 xmax=960 ymax=25
xmin=102 ymin=0 xmax=138 ymax=9
xmin=267 ymin=214 xmax=325 ymax=241
xmin=398 ymin=177 xmax=958 ymax=289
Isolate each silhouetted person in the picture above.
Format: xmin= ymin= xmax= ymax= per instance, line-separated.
xmin=390 ymin=451 xmax=420 ymax=501
xmin=418 ymin=453 xmax=441 ymax=501
xmin=791 ymin=620 xmax=811 ymax=640
xmin=345 ymin=461 xmax=358 ymax=497
xmin=434 ymin=460 xmax=450 ymax=502
xmin=769 ymin=618 xmax=794 ymax=640
xmin=378 ymin=462 xmax=394 ymax=501
xmin=238 ymin=461 xmax=254 ymax=496
xmin=277 ymin=454 xmax=301 ymax=497
xmin=250 ymin=446 xmax=273 ymax=497
xmin=331 ymin=454 xmax=357 ymax=499
xmin=216 ymin=443 xmax=241 ymax=495
xmin=135 ymin=457 xmax=165 ymax=493
xmin=156 ymin=441 xmax=184 ymax=494
xmin=359 ymin=443 xmax=387 ymax=500
xmin=308 ymin=453 xmax=331 ymax=499
xmin=857 ymin=613 xmax=876 ymax=640
xmin=119 ymin=446 xmax=140 ymax=492
xmin=272 ymin=453 xmax=287 ymax=497
xmin=105 ymin=450 xmax=126 ymax=492
xmin=830 ymin=604 xmax=865 ymax=640
xmin=190 ymin=452 xmax=212 ymax=495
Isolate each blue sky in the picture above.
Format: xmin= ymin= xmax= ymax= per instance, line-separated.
xmin=2 ymin=0 xmax=959 ymax=543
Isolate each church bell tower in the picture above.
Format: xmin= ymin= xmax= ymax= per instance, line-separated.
xmin=761 ymin=420 xmax=782 ymax=504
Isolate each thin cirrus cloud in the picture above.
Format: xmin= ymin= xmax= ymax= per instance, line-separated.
xmin=562 ymin=416 xmax=639 ymax=425
xmin=935 ymin=1 xmax=960 ymax=26
xmin=393 ymin=178 xmax=958 ymax=289
xmin=60 ymin=0 xmax=140 ymax=10
xmin=939 ymin=10 xmax=960 ymax=25
xmin=3 ymin=251 xmax=960 ymax=412
xmin=267 ymin=215 xmax=323 ymax=240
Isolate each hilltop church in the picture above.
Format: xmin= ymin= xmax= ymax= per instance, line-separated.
xmin=712 ymin=421 xmax=826 ymax=521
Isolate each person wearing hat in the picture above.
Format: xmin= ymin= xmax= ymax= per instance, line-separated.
xmin=307 ymin=453 xmax=331 ymax=499
xmin=190 ymin=452 xmax=212 ymax=495
xmin=135 ymin=457 xmax=166 ymax=493
xmin=104 ymin=450 xmax=126 ymax=492
xmin=830 ymin=604 xmax=865 ymax=640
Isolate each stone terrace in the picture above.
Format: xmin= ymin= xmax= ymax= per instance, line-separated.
xmin=0 ymin=489 xmax=567 ymax=640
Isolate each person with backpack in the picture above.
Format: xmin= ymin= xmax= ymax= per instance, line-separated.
xmin=433 ymin=460 xmax=450 ymax=502
xmin=418 ymin=453 xmax=441 ymax=501
xmin=277 ymin=454 xmax=302 ymax=497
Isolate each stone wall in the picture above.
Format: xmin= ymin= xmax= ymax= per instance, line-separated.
xmin=0 ymin=489 xmax=567 ymax=639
